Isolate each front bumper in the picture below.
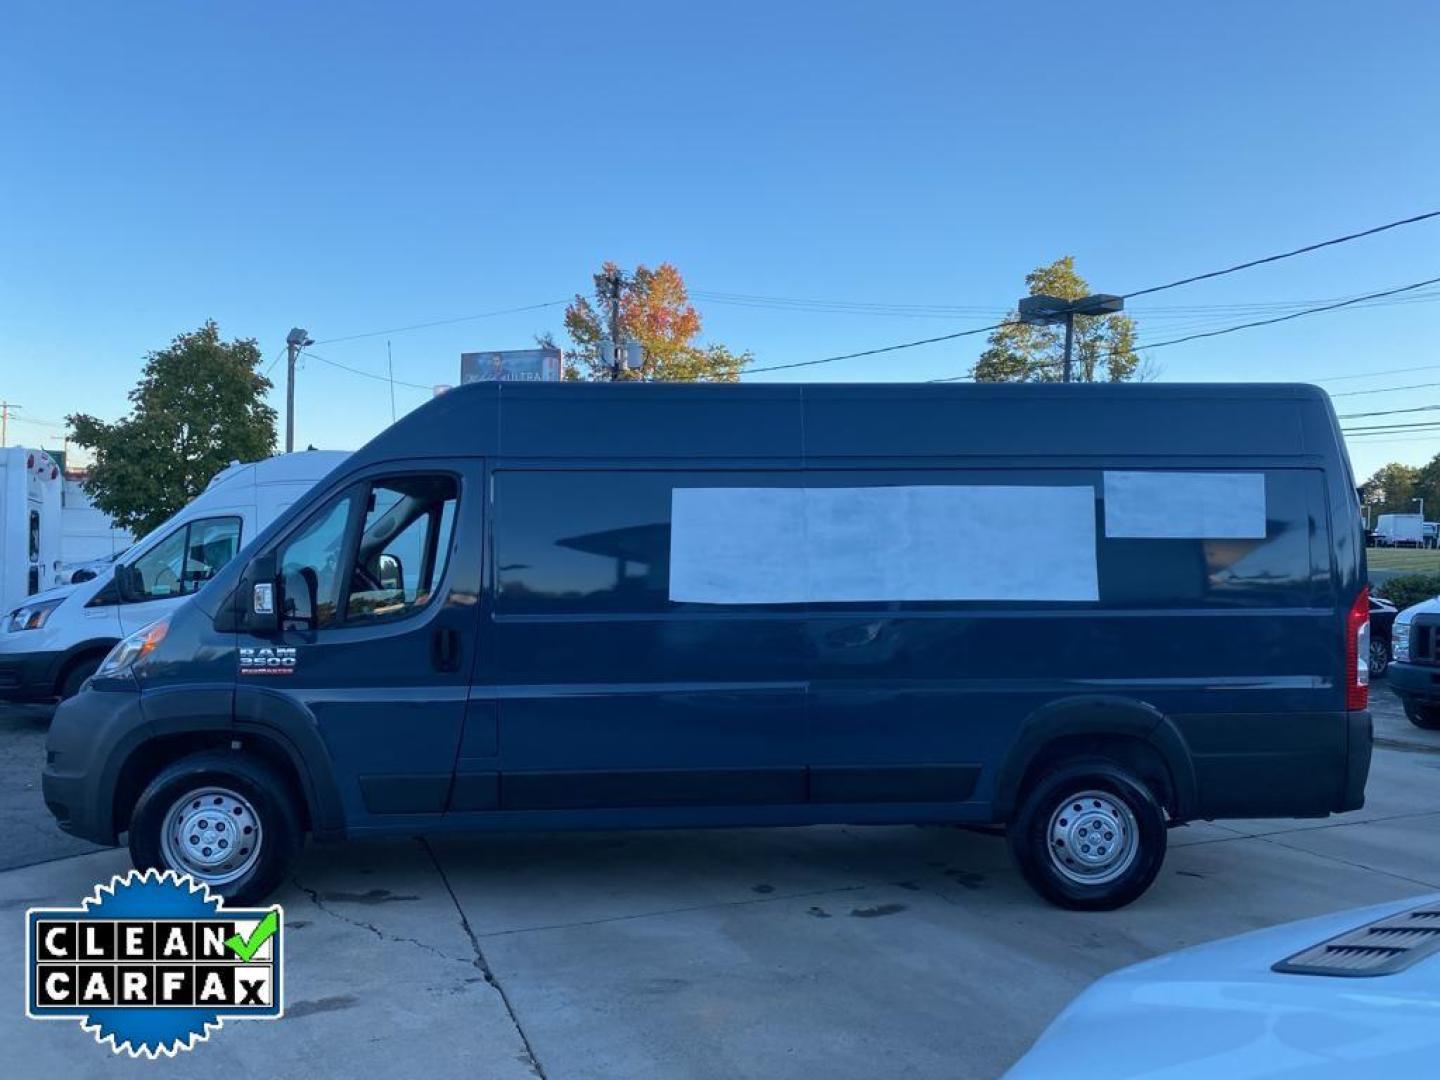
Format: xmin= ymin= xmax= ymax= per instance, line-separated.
xmin=41 ymin=683 xmax=150 ymax=846
xmin=1388 ymin=660 xmax=1440 ymax=703
xmin=0 ymin=647 xmax=63 ymax=703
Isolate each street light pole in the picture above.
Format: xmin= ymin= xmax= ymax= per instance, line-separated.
xmin=1018 ymin=294 xmax=1124 ymax=383
xmin=284 ymin=327 xmax=314 ymax=454
xmin=1061 ymin=312 xmax=1075 ymax=383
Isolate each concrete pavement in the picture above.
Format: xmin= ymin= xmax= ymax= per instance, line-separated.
xmin=1 ymin=689 xmax=1437 ymax=1078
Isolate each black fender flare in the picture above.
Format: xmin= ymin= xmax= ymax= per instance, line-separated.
xmin=992 ymin=694 xmax=1199 ymax=821
xmin=111 ymin=683 xmax=347 ymax=841
xmin=232 ymin=684 xmax=347 ymax=840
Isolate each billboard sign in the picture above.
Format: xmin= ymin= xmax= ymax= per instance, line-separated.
xmin=460 ymin=348 xmax=562 ymax=384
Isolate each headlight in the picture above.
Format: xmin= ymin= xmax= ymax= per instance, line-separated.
xmin=1393 ymin=622 xmax=1411 ymax=662
xmin=6 ymin=598 xmax=63 ymax=632
xmin=95 ymin=618 xmax=170 ymax=678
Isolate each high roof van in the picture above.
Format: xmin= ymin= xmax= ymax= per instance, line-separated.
xmin=41 ymin=383 xmax=1371 ymax=909
xmin=1 ymin=451 xmax=347 ymax=703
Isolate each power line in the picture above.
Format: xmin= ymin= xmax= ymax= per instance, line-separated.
xmin=1318 ymin=363 xmax=1440 ymax=384
xmin=1342 ymin=420 xmax=1440 ymax=435
xmin=311 ymin=300 xmax=568 ymax=346
xmin=301 ymin=350 xmax=433 ymax=391
xmin=745 ymin=321 xmax=1012 ymax=375
xmin=1331 ymin=380 xmax=1440 ymax=398
xmin=1120 ymin=209 xmax=1440 ymax=300
xmin=928 ymin=278 xmax=1440 ymax=384
xmin=1116 ymin=276 xmax=1440 ymax=353
xmin=1337 ymin=402 xmax=1440 ymax=420
xmin=261 ymin=344 xmax=288 ymax=378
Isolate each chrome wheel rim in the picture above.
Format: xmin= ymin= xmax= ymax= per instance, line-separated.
xmin=1369 ymin=640 xmax=1388 ymax=676
xmin=1046 ymin=789 xmax=1139 ymax=886
xmin=159 ymin=786 xmax=262 ymax=886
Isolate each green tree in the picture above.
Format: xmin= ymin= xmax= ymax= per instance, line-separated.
xmin=68 ymin=321 xmax=277 ymax=536
xmin=1414 ymin=453 xmax=1440 ymax=519
xmin=557 ymin=261 xmax=751 ymax=381
xmin=1360 ymin=462 xmax=1421 ymax=516
xmin=973 ymin=256 xmax=1141 ymax=382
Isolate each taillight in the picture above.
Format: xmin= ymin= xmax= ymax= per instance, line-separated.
xmin=1346 ymin=587 xmax=1370 ymax=710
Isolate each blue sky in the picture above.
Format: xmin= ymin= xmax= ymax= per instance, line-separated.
xmin=2 ymin=1 xmax=1437 ymax=478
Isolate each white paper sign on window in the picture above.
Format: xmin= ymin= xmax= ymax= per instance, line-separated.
xmin=669 ymin=485 xmax=1099 ymax=604
xmin=1103 ymin=471 xmax=1266 ymax=539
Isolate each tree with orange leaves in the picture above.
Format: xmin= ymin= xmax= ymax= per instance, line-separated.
xmin=553 ymin=261 xmax=751 ymax=381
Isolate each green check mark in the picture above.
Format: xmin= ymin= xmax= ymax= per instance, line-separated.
xmin=225 ymin=909 xmax=279 ymax=962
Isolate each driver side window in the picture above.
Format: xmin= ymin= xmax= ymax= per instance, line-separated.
xmin=277 ymin=493 xmax=356 ymax=630
xmin=274 ymin=474 xmax=458 ymax=630
xmin=346 ymin=475 xmax=458 ymax=624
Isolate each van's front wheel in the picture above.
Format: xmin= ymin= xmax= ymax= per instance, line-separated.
xmin=1007 ymin=759 xmax=1167 ymax=910
xmin=129 ymin=752 xmax=301 ymax=905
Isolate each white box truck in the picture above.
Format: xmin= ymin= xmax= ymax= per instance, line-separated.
xmin=1375 ymin=512 xmax=1425 ymax=547
xmin=0 ymin=447 xmax=63 ymax=619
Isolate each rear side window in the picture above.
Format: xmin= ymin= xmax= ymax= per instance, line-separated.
xmin=1097 ymin=470 xmax=1325 ymax=608
xmin=494 ymin=468 xmax=1326 ymax=614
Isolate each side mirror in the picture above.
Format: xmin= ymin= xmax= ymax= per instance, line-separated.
xmin=377 ymin=553 xmax=403 ymax=592
xmin=113 ymin=563 xmax=142 ymax=603
xmin=281 ymin=566 xmax=320 ymax=630
xmin=240 ymin=552 xmax=281 ymax=635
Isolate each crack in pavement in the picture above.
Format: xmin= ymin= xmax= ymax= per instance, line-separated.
xmin=1247 ymin=832 xmax=1440 ymax=891
xmin=290 ymin=875 xmax=469 ymax=964
xmin=421 ymin=838 xmax=547 ymax=1080
xmin=1175 ymin=808 xmax=1440 ymax=848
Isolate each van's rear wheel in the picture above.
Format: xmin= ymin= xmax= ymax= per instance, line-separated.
xmin=129 ymin=751 xmax=301 ymax=904
xmin=1403 ymin=700 xmax=1440 ymax=731
xmin=1008 ymin=759 xmax=1167 ymax=910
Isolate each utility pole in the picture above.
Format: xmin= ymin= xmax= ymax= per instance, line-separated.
xmin=0 ymin=401 xmax=18 ymax=447
xmin=284 ymin=328 xmax=314 ymax=453
xmin=606 ymin=269 xmax=624 ymax=380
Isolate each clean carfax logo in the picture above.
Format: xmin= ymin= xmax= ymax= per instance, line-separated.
xmin=239 ymin=646 xmax=297 ymax=676
xmin=26 ymin=869 xmax=283 ymax=1057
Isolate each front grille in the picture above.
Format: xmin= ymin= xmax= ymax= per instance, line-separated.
xmin=1409 ymin=617 xmax=1440 ymax=665
xmin=1411 ymin=622 xmax=1434 ymax=665
xmin=1274 ymin=902 xmax=1440 ymax=977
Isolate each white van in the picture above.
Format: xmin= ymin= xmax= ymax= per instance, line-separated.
xmin=0 ymin=451 xmax=347 ymax=703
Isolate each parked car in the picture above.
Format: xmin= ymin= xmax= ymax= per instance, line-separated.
xmin=1387 ymin=593 xmax=1440 ymax=729
xmin=1370 ymin=594 xmax=1398 ymax=678
xmin=43 ymin=382 xmax=1373 ymax=908
xmin=1006 ymin=892 xmax=1440 ymax=1078
xmin=1 ymin=451 xmax=347 ymax=704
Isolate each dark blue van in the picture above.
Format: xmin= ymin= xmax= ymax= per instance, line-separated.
xmin=41 ymin=382 xmax=1373 ymax=909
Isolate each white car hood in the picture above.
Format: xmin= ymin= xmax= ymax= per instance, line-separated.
xmin=8 ymin=581 xmax=77 ymax=609
xmin=1007 ymin=893 xmax=1440 ymax=1079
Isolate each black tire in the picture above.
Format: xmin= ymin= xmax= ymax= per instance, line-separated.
xmin=1403 ymin=700 xmax=1440 ymax=731
xmin=129 ymin=751 xmax=302 ymax=904
xmin=57 ymin=655 xmax=103 ymax=701
xmin=1007 ymin=758 xmax=1168 ymax=911
xmin=1369 ymin=638 xmax=1390 ymax=680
